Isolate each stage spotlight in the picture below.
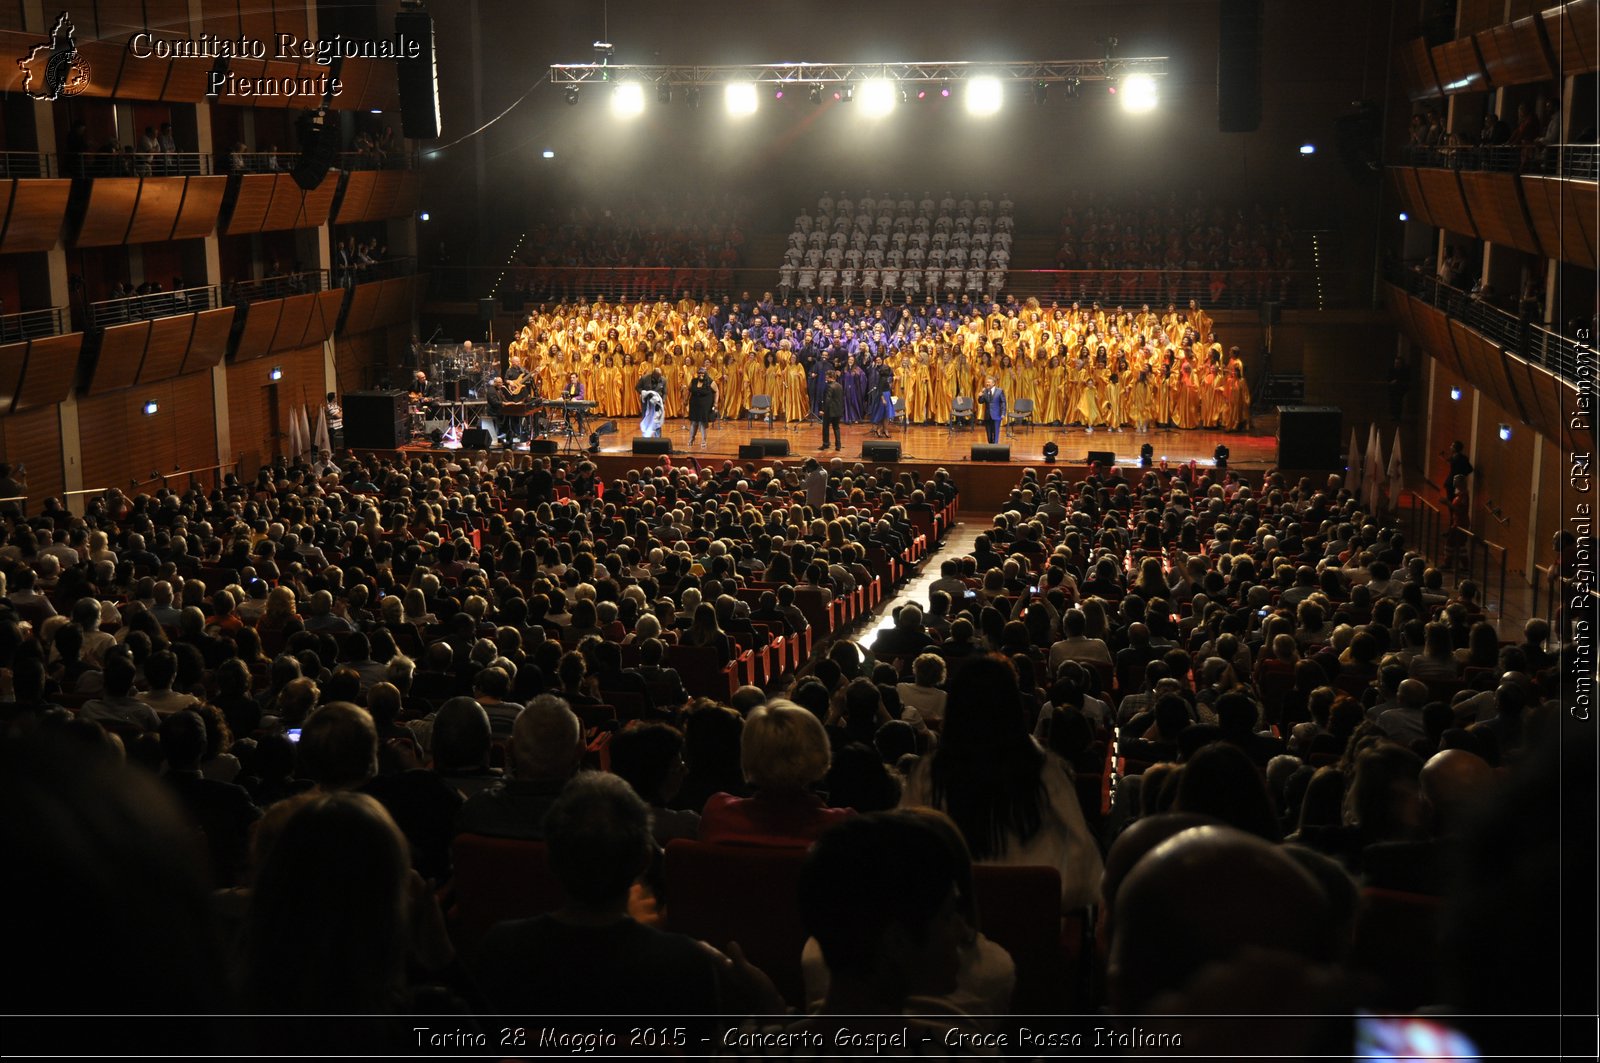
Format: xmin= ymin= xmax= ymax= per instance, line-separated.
xmin=419 ymin=211 xmax=430 ymax=221
xmin=1213 ymin=443 xmax=1230 ymax=468
xmin=657 ymin=83 xmax=672 ymax=104
xmin=684 ymin=86 xmax=701 ymax=109
xmin=940 ymin=83 xmax=950 ymax=97
xmin=563 ymin=85 xmax=580 ymax=105
xmin=1033 ymin=81 xmax=1049 ymax=104
xmin=1398 ymin=212 xmax=1408 ymax=221
xmin=966 ymin=76 xmax=1002 ymax=116
xmin=774 ymin=87 xmax=784 ymax=99
xmin=916 ymin=87 xmax=927 ymax=100
xmin=1140 ymin=442 xmax=1154 ymax=467
xmin=1121 ymin=73 xmax=1158 ymax=113
xmin=1449 ymin=386 xmax=1462 ymax=400
xmin=610 ymin=81 xmax=645 ymax=118
xmin=725 ymin=81 xmax=758 ymax=116
xmin=809 ymin=84 xmax=823 ymax=104
xmin=1299 ymin=142 xmax=1317 ymax=155
xmin=859 ymin=78 xmax=895 ymax=116
xmin=1498 ymin=423 xmax=1512 ymax=441
xmin=1042 ymin=441 xmax=1059 ymax=463
xmin=588 ymin=432 xmax=602 ymax=453
xmin=1064 ymin=77 xmax=1081 ymax=99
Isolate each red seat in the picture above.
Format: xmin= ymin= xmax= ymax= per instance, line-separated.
xmin=662 ymin=840 xmax=810 ymax=1007
xmin=666 ymin=644 xmax=740 ymax=701
xmin=446 ymin=834 xmax=565 ymax=953
xmin=1351 ymin=887 xmax=1443 ymax=1010
xmin=970 ymin=864 xmax=1087 ymax=1011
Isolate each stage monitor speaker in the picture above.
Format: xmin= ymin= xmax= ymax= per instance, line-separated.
xmin=528 ymin=439 xmax=558 ymax=455
xmin=1218 ymin=0 xmax=1263 ymax=132
xmin=1086 ymin=450 xmax=1116 ymax=467
xmin=971 ymin=444 xmax=1011 ymax=461
xmin=751 ymin=437 xmax=791 ymax=456
xmin=341 ymin=390 xmax=408 ymax=449
xmin=461 ymin=427 xmax=493 ymax=450
xmin=738 ymin=444 xmax=766 ymax=459
xmin=861 ymin=440 xmax=901 ymax=461
xmin=477 ymin=297 xmax=496 ymax=324
xmin=632 ymin=437 xmax=673 ymax=454
xmin=395 ymin=9 xmax=442 ymax=140
xmin=1276 ymin=405 xmax=1343 ymax=469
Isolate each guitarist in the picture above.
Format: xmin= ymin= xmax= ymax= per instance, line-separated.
xmin=487 ymin=375 xmax=516 ymax=445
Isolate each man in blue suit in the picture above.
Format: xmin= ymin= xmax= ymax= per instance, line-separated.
xmin=980 ymin=375 xmax=1006 ymax=445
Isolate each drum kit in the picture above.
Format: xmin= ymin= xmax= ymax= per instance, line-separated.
xmin=406 ymin=341 xmax=597 ymax=451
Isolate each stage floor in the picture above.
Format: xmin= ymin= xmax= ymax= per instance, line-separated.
xmin=417 ymin=412 xmax=1281 ymax=469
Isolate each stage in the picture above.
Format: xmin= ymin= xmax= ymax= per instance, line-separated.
xmin=388 ymin=414 xmax=1283 ymax=511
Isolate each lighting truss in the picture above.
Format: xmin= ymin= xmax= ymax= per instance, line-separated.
xmin=547 ymin=58 xmax=1169 ymax=89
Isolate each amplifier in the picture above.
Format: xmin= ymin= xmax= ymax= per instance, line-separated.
xmin=971 ymin=444 xmax=1011 ymax=461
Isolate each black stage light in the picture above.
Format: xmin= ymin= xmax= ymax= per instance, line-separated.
xmin=809 ymin=84 xmax=823 ymax=104
xmin=588 ymin=432 xmax=601 ymax=454
xmin=563 ymin=85 xmax=580 ymax=105
xmin=684 ymin=86 xmax=701 ymax=109
xmin=1140 ymin=443 xmax=1154 ymax=467
xmin=1042 ymin=440 xmax=1059 ymax=463
xmin=1214 ymin=444 xmax=1230 ymax=468
xmin=657 ymin=83 xmax=672 ymax=104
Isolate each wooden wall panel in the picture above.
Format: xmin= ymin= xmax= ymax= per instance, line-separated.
xmin=225 ymin=174 xmax=277 ymax=235
xmin=1470 ymin=387 xmax=1535 ymax=563
xmin=182 ymin=307 xmax=235 ymax=375
xmin=1521 ymin=175 xmax=1597 ymax=269
xmin=1430 ymin=38 xmax=1488 ymax=93
xmin=89 ymin=320 xmax=150 ymax=393
xmin=1476 ymin=16 xmax=1554 ymax=86
xmin=339 ymin=279 xmax=381 ymax=334
xmin=136 ymin=313 xmax=196 ymax=384
xmin=1455 ymin=0 xmax=1504 ymax=36
xmin=124 ymin=176 xmax=187 ymax=245
xmin=1403 ymin=37 xmax=1443 ymax=99
xmin=306 ymin=288 xmax=347 ymax=345
xmin=161 ymin=57 xmax=211 ymax=102
xmin=75 ymin=178 xmax=139 ymax=246
xmin=272 ymin=0 xmax=308 ymax=42
xmin=0 ymin=339 xmax=25 ymax=413
xmin=1429 ymin=361 xmax=1475 ymax=488
xmin=171 ymin=175 xmax=226 ymax=239
xmin=333 ymin=170 xmax=376 ymax=224
xmin=233 ymin=299 xmax=283 ymax=362
xmin=80 ymin=370 xmax=217 ymax=494
xmin=226 ymin=343 xmax=324 ymax=478
xmin=144 ymin=0 xmax=192 ymax=36
xmin=1450 ymin=321 xmax=1524 ymax=422
xmin=1545 ymin=0 xmax=1597 ymax=76
xmin=1410 ymin=298 xmax=1465 ymax=377
xmin=114 ymin=52 xmax=169 ymax=99
xmin=12 ymin=334 xmax=82 ymax=411
xmin=1458 ymin=170 xmax=1539 ymax=254
xmin=270 ymin=292 xmax=316 ymax=353
xmin=0 ymin=405 xmax=65 ymax=503
xmin=0 ymin=179 xmax=70 ymax=252
xmin=1414 ymin=168 xmax=1478 ymax=241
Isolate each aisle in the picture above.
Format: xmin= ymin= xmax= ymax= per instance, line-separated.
xmin=855 ymin=520 xmax=986 ymax=651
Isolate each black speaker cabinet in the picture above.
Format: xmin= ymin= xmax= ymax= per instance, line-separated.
xmin=528 ymin=439 xmax=559 ymax=455
xmin=1086 ymin=450 xmax=1116 ymax=467
xmin=632 ymin=437 xmax=673 ymax=455
xmin=861 ymin=440 xmax=902 ymax=461
xmin=395 ymin=10 xmax=442 ymax=140
xmin=461 ymin=427 xmax=493 ymax=450
xmin=1218 ymin=0 xmax=1263 ymax=133
xmin=1277 ymin=405 xmax=1343 ymax=469
xmin=971 ymin=444 xmax=1011 ymax=461
xmin=738 ymin=444 xmax=766 ymax=459
xmin=751 ymin=437 xmax=791 ymax=456
xmin=342 ymin=390 xmax=409 ymax=449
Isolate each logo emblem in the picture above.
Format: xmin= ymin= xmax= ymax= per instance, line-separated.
xmin=18 ymin=11 xmax=91 ymax=100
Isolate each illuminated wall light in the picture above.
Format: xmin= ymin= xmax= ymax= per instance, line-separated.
xmin=966 ymin=76 xmax=1003 ymax=116
xmin=1498 ymin=423 xmax=1512 ymax=441
xmin=142 ymin=401 xmax=159 ymax=415
xmin=1449 ymin=386 xmax=1462 ymax=401
xmin=269 ymin=366 xmax=283 ymax=381
xmin=542 ymin=149 xmax=556 ymax=159
xmin=609 ymin=81 xmax=645 ymax=118
xmin=724 ymin=81 xmax=758 ymax=116
xmin=1121 ymin=74 xmax=1158 ymax=113
xmin=1299 ymin=143 xmax=1316 ymax=155
xmin=419 ymin=211 xmax=430 ymax=221
xmin=1398 ymin=212 xmax=1408 ymax=221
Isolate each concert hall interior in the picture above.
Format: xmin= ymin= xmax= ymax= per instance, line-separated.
xmin=0 ymin=0 xmax=1593 ymax=1055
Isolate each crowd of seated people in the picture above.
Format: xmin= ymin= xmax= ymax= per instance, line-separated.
xmin=0 ymin=440 xmax=1567 ymax=1045
xmin=777 ymin=190 xmax=1014 ymax=305
xmin=1052 ymin=190 xmax=1297 ymax=307
xmin=504 ymin=194 xmax=750 ymax=304
xmin=1408 ymin=94 xmax=1589 ymax=173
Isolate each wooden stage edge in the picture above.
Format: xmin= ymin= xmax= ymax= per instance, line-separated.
xmin=371 ymin=416 xmax=1290 ymax=514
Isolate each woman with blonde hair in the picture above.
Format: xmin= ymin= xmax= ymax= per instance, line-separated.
xmin=698 ymin=700 xmax=854 ymax=847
